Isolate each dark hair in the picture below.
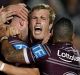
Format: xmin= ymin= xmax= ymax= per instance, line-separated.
xmin=53 ymin=17 xmax=73 ymax=42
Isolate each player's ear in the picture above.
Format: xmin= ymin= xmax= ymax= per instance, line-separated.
xmin=49 ymin=23 xmax=53 ymax=33
xmin=72 ymin=33 xmax=75 ymax=40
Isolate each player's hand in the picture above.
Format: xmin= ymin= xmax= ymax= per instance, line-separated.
xmin=4 ymin=3 xmax=29 ymax=21
xmin=0 ymin=6 xmax=13 ymax=25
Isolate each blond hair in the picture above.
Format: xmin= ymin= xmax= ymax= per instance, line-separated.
xmin=29 ymin=4 xmax=56 ymax=24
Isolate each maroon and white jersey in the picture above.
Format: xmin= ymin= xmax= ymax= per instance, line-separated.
xmin=8 ymin=36 xmax=80 ymax=74
xmin=36 ymin=42 xmax=80 ymax=75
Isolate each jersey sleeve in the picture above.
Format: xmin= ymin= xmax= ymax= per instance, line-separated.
xmin=27 ymin=44 xmax=51 ymax=63
xmin=8 ymin=36 xmax=28 ymax=50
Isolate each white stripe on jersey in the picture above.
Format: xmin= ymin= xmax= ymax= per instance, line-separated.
xmin=23 ymin=48 xmax=30 ymax=64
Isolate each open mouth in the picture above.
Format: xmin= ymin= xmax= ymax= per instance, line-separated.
xmin=35 ymin=27 xmax=42 ymax=31
xmin=34 ymin=26 xmax=42 ymax=34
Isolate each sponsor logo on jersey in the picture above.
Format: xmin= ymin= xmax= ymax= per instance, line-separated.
xmin=32 ymin=44 xmax=47 ymax=59
xmin=13 ymin=43 xmax=28 ymax=50
xmin=57 ymin=50 xmax=77 ymax=62
xmin=9 ymin=39 xmax=28 ymax=50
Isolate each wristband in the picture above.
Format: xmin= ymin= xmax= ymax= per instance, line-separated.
xmin=0 ymin=63 xmax=5 ymax=71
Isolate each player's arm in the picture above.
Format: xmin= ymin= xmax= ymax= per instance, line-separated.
xmin=0 ymin=61 xmax=40 ymax=75
xmin=1 ymin=39 xmax=26 ymax=64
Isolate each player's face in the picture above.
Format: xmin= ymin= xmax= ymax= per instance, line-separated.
xmin=30 ymin=9 xmax=51 ymax=40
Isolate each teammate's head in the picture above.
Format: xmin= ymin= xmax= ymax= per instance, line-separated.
xmin=29 ymin=4 xmax=56 ymax=42
xmin=11 ymin=16 xmax=28 ymax=41
xmin=53 ymin=17 xmax=73 ymax=42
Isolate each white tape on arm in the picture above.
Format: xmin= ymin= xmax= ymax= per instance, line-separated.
xmin=0 ymin=63 xmax=5 ymax=71
xmin=23 ymin=48 xmax=30 ymax=64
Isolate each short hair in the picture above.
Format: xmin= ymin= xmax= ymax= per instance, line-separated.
xmin=53 ymin=17 xmax=73 ymax=41
xmin=29 ymin=4 xmax=56 ymax=24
